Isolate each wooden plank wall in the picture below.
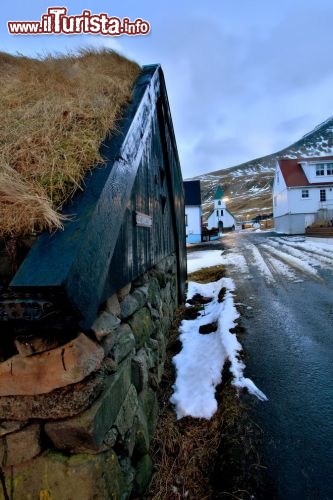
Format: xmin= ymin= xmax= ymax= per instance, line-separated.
xmin=10 ymin=66 xmax=186 ymax=328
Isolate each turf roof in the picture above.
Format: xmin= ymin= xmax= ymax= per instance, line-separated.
xmin=0 ymin=48 xmax=141 ymax=238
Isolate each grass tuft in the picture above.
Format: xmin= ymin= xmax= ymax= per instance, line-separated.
xmin=188 ymin=265 xmax=226 ymax=284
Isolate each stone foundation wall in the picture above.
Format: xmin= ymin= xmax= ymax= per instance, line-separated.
xmin=0 ymin=254 xmax=178 ymax=500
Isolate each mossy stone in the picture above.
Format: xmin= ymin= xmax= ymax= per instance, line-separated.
xmin=147 ymin=278 xmax=161 ymax=309
xmin=128 ymin=308 xmax=153 ymax=349
xmin=2 ymin=449 xmax=128 ymax=500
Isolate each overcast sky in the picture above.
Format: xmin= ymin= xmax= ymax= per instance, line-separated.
xmin=2 ymin=1 xmax=333 ymax=178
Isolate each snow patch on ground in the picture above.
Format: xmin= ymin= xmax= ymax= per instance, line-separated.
xmin=171 ymin=260 xmax=267 ymax=420
xmin=306 ymin=237 xmax=333 ymax=247
xmin=187 ymin=250 xmax=223 ymax=273
xmin=187 ymin=249 xmax=249 ymax=276
xmin=222 ymin=251 xmax=250 ymax=274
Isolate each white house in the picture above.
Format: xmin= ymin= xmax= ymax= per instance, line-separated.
xmin=184 ymin=180 xmax=202 ymax=243
xmin=206 ymin=186 xmax=236 ymax=233
xmin=273 ymin=156 xmax=333 ymax=234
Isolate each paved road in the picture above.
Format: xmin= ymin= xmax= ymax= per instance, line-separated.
xmin=213 ymin=232 xmax=333 ymax=499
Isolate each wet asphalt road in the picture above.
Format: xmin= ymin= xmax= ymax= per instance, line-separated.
xmin=205 ymin=232 xmax=333 ymax=500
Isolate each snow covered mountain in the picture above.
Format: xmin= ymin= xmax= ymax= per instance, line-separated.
xmin=191 ymin=116 xmax=333 ymax=221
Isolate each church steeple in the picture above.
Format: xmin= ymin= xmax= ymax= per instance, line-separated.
xmin=213 ymin=185 xmax=226 ymax=209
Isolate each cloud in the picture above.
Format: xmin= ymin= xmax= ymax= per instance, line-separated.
xmin=158 ymin=6 xmax=333 ymax=176
xmin=244 ymin=6 xmax=333 ymax=94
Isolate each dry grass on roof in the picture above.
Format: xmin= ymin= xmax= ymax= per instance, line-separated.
xmin=0 ymin=48 xmax=141 ymax=238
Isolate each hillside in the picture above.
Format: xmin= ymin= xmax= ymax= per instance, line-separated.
xmin=193 ymin=116 xmax=333 ymax=221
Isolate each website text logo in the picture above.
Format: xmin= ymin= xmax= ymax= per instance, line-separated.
xmin=8 ymin=7 xmax=150 ymax=36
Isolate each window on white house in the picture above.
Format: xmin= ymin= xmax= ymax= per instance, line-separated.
xmin=327 ymin=163 xmax=333 ymax=175
xmin=185 ymin=214 xmax=188 ymax=226
xmin=320 ymin=189 xmax=326 ymax=202
xmin=216 ymin=209 xmax=219 ymax=216
xmin=302 ymin=189 xmax=309 ymax=198
xmin=220 ymin=209 xmax=223 ymax=216
xmin=316 ymin=164 xmax=325 ymax=176
xmin=218 ymin=200 xmax=221 ymax=205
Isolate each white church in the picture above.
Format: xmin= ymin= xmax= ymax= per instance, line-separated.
xmin=206 ymin=185 xmax=236 ymax=233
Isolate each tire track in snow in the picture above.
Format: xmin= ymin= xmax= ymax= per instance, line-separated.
xmin=264 ymin=255 xmax=300 ymax=282
xmin=269 ymin=237 xmax=333 ymax=268
xmin=259 ymin=243 xmax=323 ymax=282
xmin=223 ymin=237 xmax=324 ymax=286
xmin=246 ymin=243 xmax=299 ymax=287
xmin=246 ymin=244 xmax=275 ymax=284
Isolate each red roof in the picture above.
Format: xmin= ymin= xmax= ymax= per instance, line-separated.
xmin=278 ymin=156 xmax=333 ymax=187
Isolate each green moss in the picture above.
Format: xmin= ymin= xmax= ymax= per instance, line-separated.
xmin=128 ymin=308 xmax=153 ymax=349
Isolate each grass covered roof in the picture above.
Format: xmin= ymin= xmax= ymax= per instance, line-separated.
xmin=0 ymin=49 xmax=141 ymax=238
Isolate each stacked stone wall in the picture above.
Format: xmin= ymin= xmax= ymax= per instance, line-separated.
xmin=0 ymin=254 xmax=178 ymax=500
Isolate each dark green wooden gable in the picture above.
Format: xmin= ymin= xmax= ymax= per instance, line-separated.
xmin=11 ymin=65 xmax=186 ymax=329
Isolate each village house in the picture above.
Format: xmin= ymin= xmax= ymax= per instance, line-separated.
xmin=184 ymin=180 xmax=202 ymax=243
xmin=206 ymin=185 xmax=236 ymax=233
xmin=273 ymin=156 xmax=333 ymax=234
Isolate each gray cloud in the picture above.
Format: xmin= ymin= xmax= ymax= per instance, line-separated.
xmin=243 ymin=7 xmax=333 ymax=94
xmin=155 ymin=7 xmax=333 ymax=176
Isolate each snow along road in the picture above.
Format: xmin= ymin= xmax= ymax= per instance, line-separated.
xmin=190 ymin=231 xmax=333 ymax=500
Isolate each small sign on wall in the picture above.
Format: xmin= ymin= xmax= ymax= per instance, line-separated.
xmin=135 ymin=211 xmax=152 ymax=228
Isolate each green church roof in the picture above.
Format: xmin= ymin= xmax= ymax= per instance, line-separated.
xmin=214 ymin=185 xmax=224 ymax=200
